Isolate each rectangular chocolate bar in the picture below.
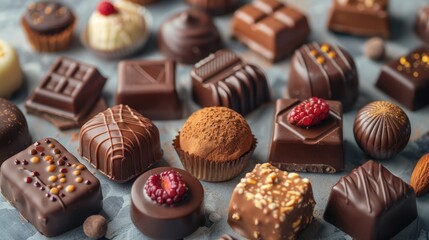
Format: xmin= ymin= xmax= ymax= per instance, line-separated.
xmin=232 ymin=0 xmax=310 ymax=62
xmin=327 ymin=0 xmax=390 ymax=38
xmin=324 ymin=160 xmax=417 ymax=239
xmin=268 ymin=99 xmax=344 ymax=173
xmin=0 ymin=138 xmax=103 ymax=237
xmin=376 ymin=46 xmax=429 ymax=111
xmin=116 ymin=59 xmax=182 ymax=120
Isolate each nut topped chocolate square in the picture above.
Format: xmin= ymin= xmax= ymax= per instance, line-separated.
xmin=228 ymin=163 xmax=315 ymax=240
xmin=0 ymin=138 xmax=103 ymax=237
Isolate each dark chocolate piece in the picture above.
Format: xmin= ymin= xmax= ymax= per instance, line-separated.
xmin=25 ymin=57 xmax=107 ymax=128
xmin=116 ymin=59 xmax=182 ymax=120
xmin=79 ymin=105 xmax=163 ymax=183
xmin=0 ymin=98 xmax=31 ymax=163
xmin=327 ymin=0 xmax=390 ymax=38
xmin=186 ymin=0 xmax=239 ymax=15
xmin=376 ymin=46 xmax=429 ymax=110
xmin=191 ymin=49 xmax=270 ymax=115
xmin=268 ymin=99 xmax=344 ymax=173
xmin=0 ymin=138 xmax=103 ymax=237
xmin=23 ymin=1 xmax=74 ymax=34
xmin=354 ymin=101 xmax=411 ymax=159
xmin=158 ymin=9 xmax=223 ymax=64
xmin=131 ymin=167 xmax=204 ymax=239
xmin=228 ymin=163 xmax=315 ymax=239
xmin=416 ymin=5 xmax=429 ymax=45
xmin=324 ymin=160 xmax=417 ymax=240
xmin=231 ymin=0 xmax=310 ymax=62
xmin=287 ymin=42 xmax=359 ymax=111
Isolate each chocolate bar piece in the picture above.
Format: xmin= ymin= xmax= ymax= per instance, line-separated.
xmin=228 ymin=163 xmax=315 ymax=239
xmin=116 ymin=59 xmax=182 ymax=120
xmin=324 ymin=160 xmax=417 ymax=239
xmin=191 ymin=49 xmax=270 ymax=115
xmin=0 ymin=138 xmax=103 ymax=237
xmin=25 ymin=57 xmax=107 ymax=126
xmin=416 ymin=5 xmax=429 ymax=45
xmin=376 ymin=46 xmax=429 ymax=111
xmin=268 ymin=99 xmax=344 ymax=173
xmin=327 ymin=0 xmax=390 ymax=38
xmin=231 ymin=0 xmax=310 ymax=62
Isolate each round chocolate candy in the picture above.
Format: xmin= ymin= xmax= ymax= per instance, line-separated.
xmin=186 ymin=0 xmax=240 ymax=15
xmin=353 ymin=101 xmax=411 ymax=160
xmin=23 ymin=1 xmax=74 ymax=34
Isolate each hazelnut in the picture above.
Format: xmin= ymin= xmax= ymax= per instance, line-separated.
xmin=83 ymin=215 xmax=108 ymax=239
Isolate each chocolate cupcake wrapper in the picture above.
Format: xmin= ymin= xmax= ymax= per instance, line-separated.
xmin=173 ymin=134 xmax=257 ymax=182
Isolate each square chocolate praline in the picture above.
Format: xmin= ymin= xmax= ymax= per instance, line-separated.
xmin=376 ymin=46 xmax=429 ymax=111
xmin=268 ymin=99 xmax=344 ymax=173
xmin=324 ymin=160 xmax=417 ymax=239
xmin=116 ymin=59 xmax=182 ymax=120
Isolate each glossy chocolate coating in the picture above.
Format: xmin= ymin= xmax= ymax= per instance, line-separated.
xmin=191 ymin=50 xmax=270 ymax=115
xmin=353 ymin=101 xmax=411 ymax=160
xmin=23 ymin=1 xmax=74 ymax=34
xmin=231 ymin=0 xmax=310 ymax=62
xmin=268 ymin=99 xmax=344 ymax=173
xmin=0 ymin=138 xmax=103 ymax=237
xmin=0 ymin=98 xmax=31 ymax=163
xmin=287 ymin=42 xmax=359 ymax=111
xmin=25 ymin=57 xmax=107 ymax=126
xmin=131 ymin=167 xmax=204 ymax=239
xmin=79 ymin=105 xmax=163 ymax=183
xmin=116 ymin=59 xmax=182 ymax=120
xmin=324 ymin=160 xmax=417 ymax=240
xmin=327 ymin=0 xmax=390 ymax=38
xmin=376 ymin=46 xmax=429 ymax=111
xmin=186 ymin=0 xmax=239 ymax=15
xmin=416 ymin=5 xmax=429 ymax=45
xmin=158 ymin=9 xmax=222 ymax=64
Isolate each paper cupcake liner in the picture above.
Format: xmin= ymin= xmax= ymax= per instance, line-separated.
xmin=21 ymin=16 xmax=76 ymax=52
xmin=173 ymin=134 xmax=257 ymax=182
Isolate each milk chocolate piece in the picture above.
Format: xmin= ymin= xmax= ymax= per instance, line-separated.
xmin=327 ymin=0 xmax=390 ymax=38
xmin=268 ymin=99 xmax=344 ymax=173
xmin=0 ymin=138 xmax=103 ymax=237
xmin=376 ymin=46 xmax=429 ymax=111
xmin=191 ymin=49 xmax=270 ymax=115
xmin=416 ymin=5 xmax=429 ymax=45
xmin=116 ymin=59 xmax=182 ymax=120
xmin=131 ymin=167 xmax=204 ymax=239
xmin=228 ymin=163 xmax=315 ymax=239
xmin=231 ymin=0 xmax=310 ymax=62
xmin=324 ymin=160 xmax=417 ymax=240
xmin=25 ymin=57 xmax=107 ymax=128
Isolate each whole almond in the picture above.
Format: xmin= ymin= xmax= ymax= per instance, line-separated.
xmin=410 ymin=153 xmax=429 ymax=197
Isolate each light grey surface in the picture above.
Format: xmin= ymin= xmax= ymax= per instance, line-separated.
xmin=1 ymin=0 xmax=429 ymax=239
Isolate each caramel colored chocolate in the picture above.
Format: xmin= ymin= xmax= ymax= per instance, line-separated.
xmin=0 ymin=138 xmax=103 ymax=237
xmin=228 ymin=163 xmax=315 ymax=239
xmin=327 ymin=0 xmax=390 ymax=38
xmin=324 ymin=160 xmax=417 ymax=240
xmin=416 ymin=5 xmax=429 ymax=45
xmin=232 ymin=0 xmax=310 ymax=62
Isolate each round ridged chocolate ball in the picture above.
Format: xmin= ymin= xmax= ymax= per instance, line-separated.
xmin=353 ymin=101 xmax=411 ymax=160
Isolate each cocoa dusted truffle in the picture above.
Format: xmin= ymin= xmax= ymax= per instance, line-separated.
xmin=353 ymin=101 xmax=411 ymax=160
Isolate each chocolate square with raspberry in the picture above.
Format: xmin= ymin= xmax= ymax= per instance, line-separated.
xmin=268 ymin=98 xmax=344 ymax=173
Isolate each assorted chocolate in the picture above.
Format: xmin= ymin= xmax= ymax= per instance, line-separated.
xmin=232 ymin=0 xmax=310 ymax=62
xmin=0 ymin=138 xmax=103 ymax=237
xmin=324 ymin=160 xmax=417 ymax=240
xmin=191 ymin=50 xmax=270 ymax=115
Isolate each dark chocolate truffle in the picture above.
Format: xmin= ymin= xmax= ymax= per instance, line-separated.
xmin=83 ymin=215 xmax=107 ymax=239
xmin=287 ymin=42 xmax=359 ymax=111
xmin=0 ymin=98 xmax=31 ymax=163
xmin=353 ymin=101 xmax=411 ymax=160
xmin=415 ymin=5 xmax=429 ymax=45
xmin=186 ymin=0 xmax=239 ymax=15
xmin=158 ymin=9 xmax=222 ymax=64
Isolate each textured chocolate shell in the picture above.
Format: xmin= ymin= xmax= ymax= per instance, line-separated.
xmin=186 ymin=0 xmax=239 ymax=15
xmin=353 ymin=101 xmax=411 ymax=160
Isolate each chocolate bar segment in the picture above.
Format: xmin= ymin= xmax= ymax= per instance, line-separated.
xmin=376 ymin=46 xmax=429 ymax=111
xmin=231 ymin=0 xmax=310 ymax=62
xmin=327 ymin=0 xmax=390 ymax=38
xmin=116 ymin=59 xmax=182 ymax=120
xmin=191 ymin=49 xmax=270 ymax=115
xmin=268 ymin=99 xmax=344 ymax=173
xmin=324 ymin=160 xmax=417 ymax=239
xmin=0 ymin=138 xmax=103 ymax=237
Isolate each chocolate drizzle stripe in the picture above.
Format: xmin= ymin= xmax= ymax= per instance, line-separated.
xmin=305 ymin=44 xmax=332 ymax=97
xmin=318 ymin=45 xmax=348 ymax=100
xmin=295 ymin=49 xmax=314 ymax=98
xmin=332 ymin=45 xmax=352 ymax=70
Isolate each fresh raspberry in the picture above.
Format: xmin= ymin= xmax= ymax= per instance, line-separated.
xmin=97 ymin=1 xmax=118 ymax=16
xmin=144 ymin=170 xmax=188 ymax=205
xmin=288 ymin=97 xmax=330 ymax=128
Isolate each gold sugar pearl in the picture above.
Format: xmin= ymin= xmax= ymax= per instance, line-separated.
xmin=57 ymin=185 xmax=63 ymax=190
xmin=46 ymin=165 xmax=56 ymax=172
xmin=48 ymin=176 xmax=57 ymax=182
xmin=66 ymin=185 xmax=76 ymax=193
xmin=422 ymin=55 xmax=429 ymax=63
xmin=399 ymin=57 xmax=407 ymax=65
xmin=30 ymin=157 xmax=40 ymax=163
xmin=44 ymin=155 xmax=53 ymax=162
xmin=310 ymin=50 xmax=317 ymax=56
xmin=414 ymin=53 xmax=420 ymax=60
xmin=75 ymin=177 xmax=83 ymax=183
xmin=48 ymin=143 xmax=55 ymax=148
xmin=413 ymin=72 xmax=419 ymax=78
xmin=73 ymin=170 xmax=81 ymax=176
xmin=60 ymin=178 xmax=66 ymax=183
xmin=405 ymin=62 xmax=411 ymax=68
xmin=317 ymin=56 xmax=325 ymax=64
xmin=44 ymin=6 xmax=52 ymax=14
xmin=328 ymin=51 xmax=337 ymax=58
xmin=58 ymin=173 xmax=65 ymax=178
xmin=397 ymin=65 xmax=403 ymax=71
xmin=321 ymin=44 xmax=330 ymax=52
xmin=72 ymin=164 xmax=76 ymax=168
xmin=50 ymin=188 xmax=59 ymax=195
xmin=76 ymin=164 xmax=85 ymax=170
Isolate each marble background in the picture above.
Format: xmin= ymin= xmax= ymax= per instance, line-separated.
xmin=1 ymin=0 xmax=429 ymax=239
